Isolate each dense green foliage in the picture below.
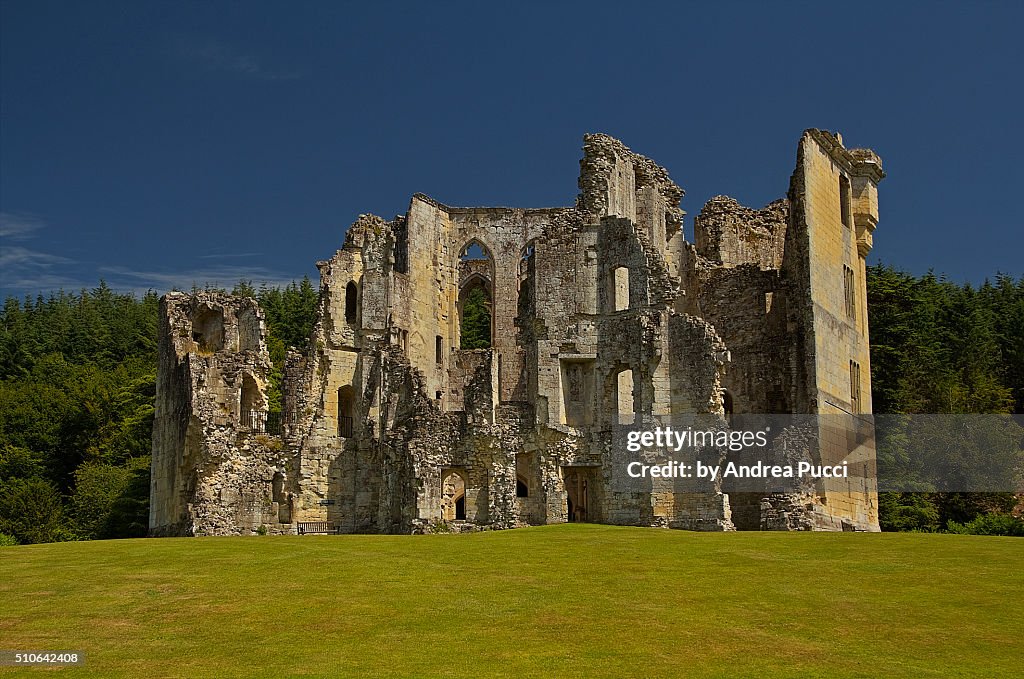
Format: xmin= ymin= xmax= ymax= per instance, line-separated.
xmin=0 ymin=284 xmax=158 ymax=543
xmin=867 ymin=265 xmax=1022 ymax=414
xmin=867 ymin=265 xmax=1024 ymax=533
xmin=460 ymin=286 xmax=492 ymax=349
xmin=0 ymin=267 xmax=1019 ymax=543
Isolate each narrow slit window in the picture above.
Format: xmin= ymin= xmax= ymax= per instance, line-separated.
xmin=850 ymin=360 xmax=861 ymax=413
xmin=843 ymin=265 xmax=856 ymax=320
xmin=345 ymin=281 xmax=357 ymax=323
xmin=839 ymin=175 xmax=852 ymax=228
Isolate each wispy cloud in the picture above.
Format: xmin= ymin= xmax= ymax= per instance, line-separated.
xmin=198 ymin=252 xmax=264 ymax=259
xmin=99 ymin=264 xmax=299 ymax=293
xmin=0 ymin=214 xmax=83 ymax=294
xmin=0 ymin=246 xmax=71 ymax=269
xmin=171 ymin=36 xmax=302 ymax=81
xmin=0 ymin=212 xmax=46 ymax=240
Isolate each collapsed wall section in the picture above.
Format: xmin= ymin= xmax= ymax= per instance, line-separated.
xmin=577 ymin=133 xmax=685 ymax=253
xmin=149 ymin=292 xmax=285 ymax=536
xmin=695 ymin=196 xmax=788 ymax=269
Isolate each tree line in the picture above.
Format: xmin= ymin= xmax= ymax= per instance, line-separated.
xmin=0 ymin=267 xmax=1021 ymax=544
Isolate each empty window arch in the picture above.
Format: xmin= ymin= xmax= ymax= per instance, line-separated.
xmin=240 ymin=373 xmax=263 ymax=430
xmin=458 ymin=240 xmax=494 ymax=349
xmin=192 ymin=305 xmax=225 ymax=353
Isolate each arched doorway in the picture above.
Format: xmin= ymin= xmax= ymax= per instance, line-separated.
xmin=441 ymin=470 xmax=467 ymax=521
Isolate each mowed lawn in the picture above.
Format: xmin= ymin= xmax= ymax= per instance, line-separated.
xmin=1 ymin=525 xmax=1021 ymax=678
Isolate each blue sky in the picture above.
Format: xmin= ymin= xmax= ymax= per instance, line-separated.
xmin=1 ymin=1 xmax=1021 ymax=297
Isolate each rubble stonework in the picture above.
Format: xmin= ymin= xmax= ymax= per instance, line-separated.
xmin=150 ymin=130 xmax=884 ymax=536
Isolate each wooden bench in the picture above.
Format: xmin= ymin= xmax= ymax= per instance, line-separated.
xmin=296 ymin=521 xmax=339 ymax=535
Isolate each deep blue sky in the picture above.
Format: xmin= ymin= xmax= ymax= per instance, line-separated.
xmin=2 ymin=1 xmax=1021 ymax=297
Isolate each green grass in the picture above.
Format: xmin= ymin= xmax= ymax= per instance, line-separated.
xmin=1 ymin=525 xmax=1021 ymax=678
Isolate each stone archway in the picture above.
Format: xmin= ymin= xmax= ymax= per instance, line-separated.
xmin=441 ymin=470 xmax=467 ymax=521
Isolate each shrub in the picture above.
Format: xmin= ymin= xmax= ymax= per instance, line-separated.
xmin=879 ymin=492 xmax=940 ymax=532
xmin=0 ymin=478 xmax=70 ymax=544
xmin=72 ymin=462 xmax=134 ymax=539
xmin=947 ymin=513 xmax=1024 ymax=537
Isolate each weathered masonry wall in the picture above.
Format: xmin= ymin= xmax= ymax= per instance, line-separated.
xmin=151 ymin=129 xmax=884 ymax=537
xmin=149 ymin=293 xmax=287 ymax=536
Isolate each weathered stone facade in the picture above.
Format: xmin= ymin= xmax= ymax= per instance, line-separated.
xmin=150 ymin=130 xmax=884 ymax=536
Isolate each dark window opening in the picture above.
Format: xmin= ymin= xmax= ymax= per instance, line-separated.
xmin=392 ymin=219 xmax=409 ymax=273
xmin=516 ymin=477 xmax=529 ymax=498
xmin=338 ymin=385 xmax=355 ymax=438
xmin=435 ymin=335 xmax=443 ymax=364
xmin=345 ymin=281 xmax=358 ymax=323
xmin=271 ymin=472 xmax=284 ymax=504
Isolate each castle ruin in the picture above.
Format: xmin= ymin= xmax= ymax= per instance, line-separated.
xmin=149 ymin=129 xmax=884 ymax=535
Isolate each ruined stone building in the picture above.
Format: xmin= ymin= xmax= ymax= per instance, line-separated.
xmin=149 ymin=130 xmax=884 ymax=536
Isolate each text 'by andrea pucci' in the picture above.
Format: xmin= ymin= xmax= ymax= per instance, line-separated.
xmin=624 ymin=426 xmax=849 ymax=480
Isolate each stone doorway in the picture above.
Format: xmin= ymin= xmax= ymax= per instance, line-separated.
xmin=441 ymin=470 xmax=468 ymax=522
xmin=563 ymin=467 xmax=596 ymax=523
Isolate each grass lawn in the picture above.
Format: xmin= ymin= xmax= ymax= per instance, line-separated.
xmin=1 ymin=524 xmax=1021 ymax=678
